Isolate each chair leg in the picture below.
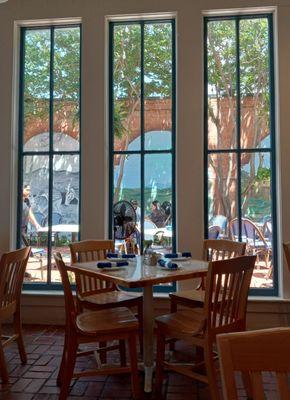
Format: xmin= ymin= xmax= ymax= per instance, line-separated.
xmin=128 ymin=333 xmax=141 ymax=400
xmin=57 ymin=332 xmax=68 ymax=386
xmin=204 ymin=343 xmax=220 ymax=400
xmin=137 ymin=301 xmax=143 ymax=354
xmin=14 ymin=312 xmax=27 ymax=364
xmin=169 ymin=299 xmax=177 ymax=351
xmin=59 ymin=338 xmax=77 ymax=400
xmin=155 ymin=329 xmax=166 ymax=395
xmin=0 ymin=340 xmax=9 ymax=384
xmin=99 ymin=341 xmax=107 ymax=364
xmin=119 ymin=339 xmax=127 ymax=367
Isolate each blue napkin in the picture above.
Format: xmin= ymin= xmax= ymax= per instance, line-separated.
xmin=97 ymin=261 xmax=129 ymax=268
xmin=158 ymin=259 xmax=178 ymax=269
xmin=107 ymin=252 xmax=118 ymax=258
xmin=107 ymin=253 xmax=136 ymax=259
xmin=164 ymin=252 xmax=192 ymax=258
xmin=107 ymin=253 xmax=118 ymax=258
xmin=121 ymin=254 xmax=136 ymax=259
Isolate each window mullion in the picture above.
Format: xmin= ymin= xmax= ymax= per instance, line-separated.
xmin=236 ymin=17 xmax=242 ymax=241
xmin=140 ymin=21 xmax=145 ymax=254
xmin=47 ymin=26 xmax=55 ymax=285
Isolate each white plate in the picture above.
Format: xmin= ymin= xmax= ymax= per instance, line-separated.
xmin=165 ymin=256 xmax=191 ymax=261
xmin=97 ymin=266 xmax=128 ymax=271
xmin=106 ymin=257 xmax=136 ymax=262
xmin=157 ymin=265 xmax=181 ymax=271
xmin=106 ymin=257 xmax=126 ymax=262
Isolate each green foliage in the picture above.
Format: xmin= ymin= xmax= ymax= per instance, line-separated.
xmin=24 ymin=27 xmax=80 ymax=125
xmin=256 ymin=166 xmax=271 ymax=182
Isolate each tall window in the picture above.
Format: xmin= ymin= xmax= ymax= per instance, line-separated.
xmin=204 ymin=14 xmax=277 ymax=294
xmin=18 ymin=25 xmax=81 ymax=288
xmin=109 ymin=20 xmax=176 ymax=261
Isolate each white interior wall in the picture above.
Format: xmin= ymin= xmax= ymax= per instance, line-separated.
xmin=0 ymin=0 xmax=290 ymax=307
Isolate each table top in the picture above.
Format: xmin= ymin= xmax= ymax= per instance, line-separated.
xmin=70 ymin=256 xmax=208 ymax=288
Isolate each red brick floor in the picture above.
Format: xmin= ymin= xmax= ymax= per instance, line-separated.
xmin=0 ymin=325 xmax=279 ymax=400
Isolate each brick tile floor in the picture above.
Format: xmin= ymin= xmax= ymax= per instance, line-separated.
xmin=0 ymin=325 xmax=279 ymax=399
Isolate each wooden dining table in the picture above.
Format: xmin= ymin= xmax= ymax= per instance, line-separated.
xmin=70 ymin=256 xmax=208 ymax=392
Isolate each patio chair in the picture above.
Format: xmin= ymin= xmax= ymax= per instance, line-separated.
xmin=155 ymin=255 xmax=256 ymax=400
xmin=228 ymin=217 xmax=272 ymax=270
xmin=54 ymin=253 xmax=141 ymax=400
xmin=217 ymin=327 xmax=290 ymax=400
xmin=208 ymin=225 xmax=221 ymax=239
xmin=0 ymin=247 xmax=31 ymax=383
xmin=21 ymin=233 xmax=46 ymax=281
xmin=69 ymin=240 xmax=143 ymax=361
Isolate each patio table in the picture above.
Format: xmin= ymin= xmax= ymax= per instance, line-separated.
xmin=38 ymin=224 xmax=79 ymax=242
xmin=70 ymin=256 xmax=208 ymax=392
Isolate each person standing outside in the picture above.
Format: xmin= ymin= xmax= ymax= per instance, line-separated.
xmin=22 ymin=184 xmax=41 ymax=242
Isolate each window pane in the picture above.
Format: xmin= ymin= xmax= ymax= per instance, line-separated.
xmin=207 ymin=153 xmax=238 ymax=238
xmin=113 ymin=154 xmax=141 ymax=251
xmin=23 ymin=29 xmax=50 ymax=152
xmin=240 ymin=18 xmax=271 ymax=149
xmin=144 ymin=22 xmax=172 ymax=150
xmin=207 ymin=20 xmax=237 ymax=150
xmin=144 ymin=153 xmax=172 ymax=252
xmin=51 ymin=154 xmax=80 ymax=283
xmin=19 ymin=25 xmax=81 ymax=287
xmin=54 ymin=27 xmax=80 ymax=151
xmin=22 ymin=155 xmax=49 ymax=283
xmin=113 ymin=154 xmax=141 ymax=204
xmin=113 ymin=25 xmax=141 ymax=152
xmin=241 ymin=152 xmax=273 ymax=288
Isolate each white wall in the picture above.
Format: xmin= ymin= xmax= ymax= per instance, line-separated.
xmin=1 ymin=0 xmax=290 ymax=300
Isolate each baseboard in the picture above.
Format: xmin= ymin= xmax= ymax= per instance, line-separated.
xmin=14 ymin=292 xmax=290 ymax=329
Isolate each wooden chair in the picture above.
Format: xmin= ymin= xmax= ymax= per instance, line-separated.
xmin=0 ymin=247 xmax=31 ymax=383
xmin=170 ymin=239 xmax=246 ymax=312
xmin=155 ymin=255 xmax=256 ymax=400
xmin=283 ymin=242 xmax=290 ymax=272
xmin=217 ymin=327 xmax=290 ymax=400
xmin=69 ymin=240 xmax=143 ymax=359
xmin=54 ymin=253 xmax=141 ymax=400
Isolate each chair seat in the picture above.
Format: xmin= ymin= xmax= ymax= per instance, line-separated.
xmin=79 ymin=290 xmax=142 ymax=307
xmin=155 ymin=309 xmax=206 ymax=337
xmin=76 ymin=307 xmax=139 ymax=335
xmin=169 ymin=289 xmax=205 ymax=304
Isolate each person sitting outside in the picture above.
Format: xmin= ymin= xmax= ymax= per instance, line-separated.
xmin=150 ymin=200 xmax=166 ymax=228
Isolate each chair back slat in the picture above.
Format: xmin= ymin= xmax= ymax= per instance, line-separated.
xmin=276 ymin=373 xmax=289 ymax=400
xmin=70 ymin=240 xmax=116 ymax=296
xmin=204 ymin=255 xmax=255 ymax=333
xmin=251 ymin=372 xmax=264 ymax=400
xmin=217 ymin=327 xmax=290 ymax=400
xmin=0 ymin=247 xmax=30 ymax=314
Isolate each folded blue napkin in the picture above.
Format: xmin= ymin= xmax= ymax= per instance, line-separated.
xmin=158 ymin=259 xmax=178 ymax=269
xmin=107 ymin=253 xmax=136 ymax=259
xmin=164 ymin=252 xmax=192 ymax=258
xmin=97 ymin=261 xmax=129 ymax=268
xmin=121 ymin=254 xmax=136 ymax=259
xmin=107 ymin=252 xmax=118 ymax=258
